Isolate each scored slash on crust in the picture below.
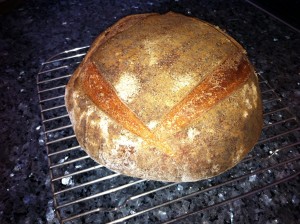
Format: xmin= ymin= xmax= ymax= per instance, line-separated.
xmin=81 ymin=61 xmax=174 ymax=155
xmin=153 ymin=55 xmax=252 ymax=139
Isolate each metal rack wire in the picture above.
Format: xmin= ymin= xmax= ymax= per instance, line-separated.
xmin=37 ymin=46 xmax=300 ymax=223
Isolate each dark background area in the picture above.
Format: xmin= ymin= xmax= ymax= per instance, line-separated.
xmin=249 ymin=0 xmax=300 ymax=30
xmin=0 ymin=0 xmax=299 ymax=223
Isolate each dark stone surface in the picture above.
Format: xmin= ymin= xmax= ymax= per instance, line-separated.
xmin=0 ymin=0 xmax=299 ymax=223
xmin=248 ymin=0 xmax=300 ymax=30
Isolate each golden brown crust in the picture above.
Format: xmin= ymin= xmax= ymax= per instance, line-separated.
xmin=65 ymin=12 xmax=263 ymax=182
xmin=154 ymin=54 xmax=252 ymax=139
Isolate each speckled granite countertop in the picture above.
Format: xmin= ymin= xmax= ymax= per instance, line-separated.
xmin=0 ymin=0 xmax=299 ymax=223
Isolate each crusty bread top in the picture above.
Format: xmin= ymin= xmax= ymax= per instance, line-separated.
xmin=75 ymin=12 xmax=252 ymax=155
xmin=92 ymin=12 xmax=246 ymax=125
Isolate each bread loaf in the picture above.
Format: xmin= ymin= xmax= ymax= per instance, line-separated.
xmin=65 ymin=12 xmax=263 ymax=182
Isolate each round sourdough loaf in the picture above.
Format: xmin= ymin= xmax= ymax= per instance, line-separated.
xmin=65 ymin=12 xmax=263 ymax=182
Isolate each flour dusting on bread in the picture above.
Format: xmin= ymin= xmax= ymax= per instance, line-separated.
xmin=172 ymin=73 xmax=194 ymax=92
xmin=99 ymin=115 xmax=110 ymax=140
xmin=147 ymin=120 xmax=158 ymax=130
xmin=187 ymin=127 xmax=200 ymax=141
xmin=115 ymin=72 xmax=141 ymax=103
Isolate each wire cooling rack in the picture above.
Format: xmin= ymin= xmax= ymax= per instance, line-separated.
xmin=37 ymin=46 xmax=300 ymax=223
